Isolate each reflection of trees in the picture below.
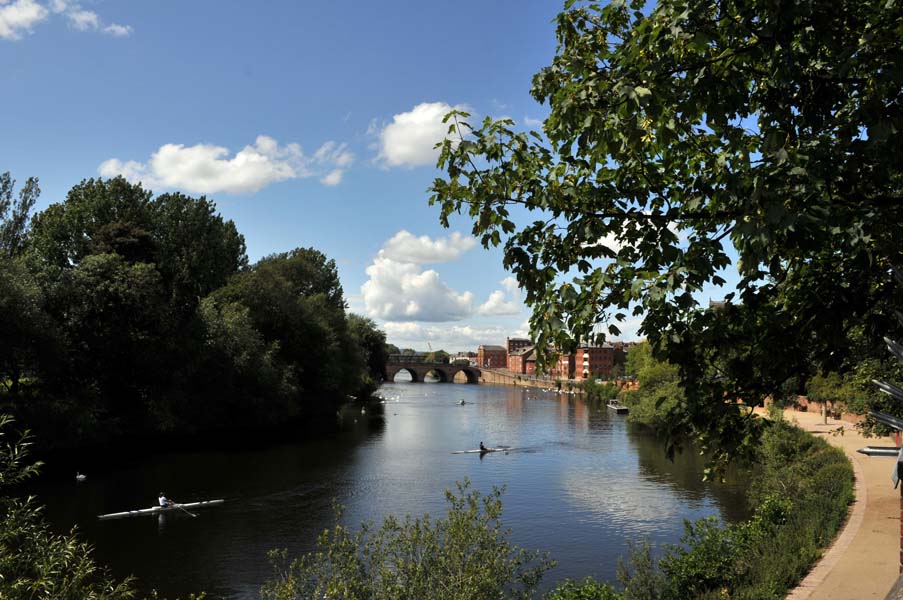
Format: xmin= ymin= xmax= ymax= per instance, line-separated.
xmin=626 ymin=426 xmax=750 ymax=523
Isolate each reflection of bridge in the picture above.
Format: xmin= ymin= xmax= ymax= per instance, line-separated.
xmin=384 ymin=357 xmax=481 ymax=384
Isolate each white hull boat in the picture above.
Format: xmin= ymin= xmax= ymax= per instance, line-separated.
xmin=98 ymin=499 xmax=224 ymax=520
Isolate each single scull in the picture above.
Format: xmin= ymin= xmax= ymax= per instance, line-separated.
xmin=98 ymin=499 xmax=225 ymax=520
xmin=451 ymin=447 xmax=518 ymax=454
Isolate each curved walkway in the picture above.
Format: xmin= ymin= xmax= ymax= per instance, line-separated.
xmin=772 ymin=409 xmax=899 ymax=599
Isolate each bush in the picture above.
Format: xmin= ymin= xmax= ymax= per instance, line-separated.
xmin=261 ymin=479 xmax=554 ymax=600
xmin=544 ymin=577 xmax=622 ymax=599
xmin=611 ymin=420 xmax=853 ymax=600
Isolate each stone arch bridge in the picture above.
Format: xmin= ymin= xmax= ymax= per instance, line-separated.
xmin=384 ymin=357 xmax=481 ymax=384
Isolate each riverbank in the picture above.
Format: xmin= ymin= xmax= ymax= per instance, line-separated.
xmin=765 ymin=407 xmax=899 ymax=600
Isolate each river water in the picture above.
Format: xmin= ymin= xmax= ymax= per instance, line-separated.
xmin=34 ymin=381 xmax=749 ymax=599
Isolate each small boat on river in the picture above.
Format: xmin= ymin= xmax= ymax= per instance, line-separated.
xmin=98 ymin=499 xmax=225 ymax=520
xmin=607 ymin=399 xmax=629 ymax=414
xmin=451 ymin=446 xmax=517 ymax=455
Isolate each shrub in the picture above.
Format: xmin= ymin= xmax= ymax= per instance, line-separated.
xmin=544 ymin=577 xmax=622 ymax=599
xmin=261 ymin=479 xmax=554 ymax=600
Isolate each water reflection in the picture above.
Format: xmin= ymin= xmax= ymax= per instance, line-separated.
xmin=34 ymin=382 xmax=749 ymax=599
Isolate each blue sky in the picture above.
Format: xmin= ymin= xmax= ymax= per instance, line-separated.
xmin=2 ymin=0 xmax=733 ymax=351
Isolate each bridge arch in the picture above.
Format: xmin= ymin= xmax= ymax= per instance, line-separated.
xmin=384 ymin=360 xmax=481 ymax=384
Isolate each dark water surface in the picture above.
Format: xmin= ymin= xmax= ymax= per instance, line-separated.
xmin=34 ymin=382 xmax=749 ymax=599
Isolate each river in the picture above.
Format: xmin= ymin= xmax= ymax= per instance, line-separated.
xmin=33 ymin=380 xmax=749 ymax=599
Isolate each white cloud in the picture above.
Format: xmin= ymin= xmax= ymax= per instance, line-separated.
xmin=524 ymin=115 xmax=543 ymax=128
xmin=376 ymin=101 xmax=465 ymax=167
xmin=383 ymin=322 xmax=511 ymax=350
xmin=362 ymin=256 xmax=474 ymax=322
xmin=477 ymin=276 xmax=523 ymax=316
xmin=103 ymin=23 xmax=131 ymax=37
xmin=381 ymin=230 xmax=476 ymax=264
xmin=99 ymin=135 xmax=354 ymax=194
xmin=66 ymin=8 xmax=96 ymax=30
xmin=0 ymin=0 xmax=132 ymax=40
xmin=0 ymin=0 xmax=49 ymax=40
xmin=320 ymin=169 xmax=343 ymax=186
xmin=362 ymin=231 xmax=483 ymax=322
xmin=51 ymin=0 xmax=131 ymax=37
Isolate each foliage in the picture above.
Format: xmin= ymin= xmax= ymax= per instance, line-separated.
xmin=611 ymin=420 xmax=852 ymax=600
xmin=430 ymin=0 xmax=903 ymax=465
xmin=0 ymin=257 xmax=53 ymax=398
xmin=260 ymin=480 xmax=554 ymax=600
xmin=2 ymin=174 xmax=389 ymax=448
xmin=150 ymin=191 xmax=247 ymax=315
xmin=347 ymin=314 xmax=390 ymax=390
xmin=424 ymin=350 xmax=451 ymax=364
xmin=544 ymin=578 xmax=622 ymax=600
xmin=805 ymin=371 xmax=870 ymax=421
xmin=614 ymin=541 xmax=664 ymax=600
xmin=0 ymin=172 xmax=39 ymax=259
xmin=619 ymin=343 xmax=687 ymax=438
xmin=581 ymin=379 xmax=620 ymax=400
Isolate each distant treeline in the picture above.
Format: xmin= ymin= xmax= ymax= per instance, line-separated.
xmin=0 ymin=173 xmax=388 ymax=449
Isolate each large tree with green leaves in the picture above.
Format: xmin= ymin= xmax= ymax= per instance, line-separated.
xmin=431 ymin=0 xmax=903 ymax=465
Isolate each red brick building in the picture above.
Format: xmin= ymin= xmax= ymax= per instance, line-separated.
xmin=508 ymin=346 xmax=536 ymax=375
xmin=506 ymin=337 xmax=532 ymax=354
xmin=549 ymin=353 xmax=575 ymax=379
xmin=574 ymin=344 xmax=618 ymax=380
xmin=477 ymin=344 xmax=507 ymax=369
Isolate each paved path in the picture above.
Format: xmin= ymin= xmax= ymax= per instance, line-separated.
xmin=770 ymin=408 xmax=900 ymax=599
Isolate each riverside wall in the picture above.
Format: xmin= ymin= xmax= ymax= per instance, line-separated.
xmin=478 ymin=368 xmax=566 ymax=390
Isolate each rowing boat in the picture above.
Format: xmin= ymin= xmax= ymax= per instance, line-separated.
xmin=451 ymin=446 xmax=517 ymax=454
xmin=98 ymin=499 xmax=225 ymax=520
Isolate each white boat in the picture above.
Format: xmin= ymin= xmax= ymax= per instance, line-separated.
xmin=607 ymin=399 xmax=629 ymax=414
xmin=98 ymin=499 xmax=225 ymax=520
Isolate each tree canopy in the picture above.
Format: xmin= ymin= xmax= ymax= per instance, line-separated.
xmin=1 ymin=173 xmax=389 ymax=448
xmin=431 ymin=0 xmax=903 ymax=464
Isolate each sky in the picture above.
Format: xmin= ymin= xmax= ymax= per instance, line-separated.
xmin=1 ymin=0 xmax=722 ymax=352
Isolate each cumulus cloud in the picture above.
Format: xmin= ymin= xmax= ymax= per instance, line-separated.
xmin=477 ymin=276 xmax=523 ymax=316
xmin=381 ymin=230 xmax=476 ymax=264
xmin=376 ymin=101 xmax=466 ymax=167
xmin=0 ymin=0 xmax=49 ymax=40
xmin=99 ymin=135 xmax=354 ymax=194
xmin=362 ymin=231 xmax=483 ymax=322
xmin=362 ymin=256 xmax=474 ymax=322
xmin=362 ymin=231 xmax=529 ymax=324
xmin=523 ymin=115 xmax=543 ymax=128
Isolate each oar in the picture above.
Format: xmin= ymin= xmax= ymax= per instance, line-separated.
xmin=175 ymin=503 xmax=197 ymax=518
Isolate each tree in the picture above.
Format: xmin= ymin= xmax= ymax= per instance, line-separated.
xmin=0 ymin=258 xmax=52 ymax=397
xmin=151 ymin=192 xmax=247 ymax=314
xmin=0 ymin=172 xmax=39 ymax=258
xmin=210 ymin=247 xmax=357 ymax=400
xmin=431 ymin=0 xmax=903 ymax=465
xmin=425 ymin=350 xmax=451 ymax=364
xmin=347 ymin=314 xmax=390 ymax=386
xmin=29 ymin=177 xmax=154 ymax=273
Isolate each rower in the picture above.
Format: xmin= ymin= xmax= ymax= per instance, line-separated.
xmin=479 ymin=441 xmax=487 ymax=452
xmin=158 ymin=492 xmax=173 ymax=508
